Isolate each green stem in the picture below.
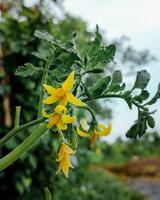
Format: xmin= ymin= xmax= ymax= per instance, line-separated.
xmin=0 ymin=124 xmax=47 ymax=172
xmin=83 ymin=94 xmax=147 ymax=111
xmin=37 ymin=58 xmax=52 ymax=118
xmin=0 ymin=117 xmax=46 ymax=148
xmin=14 ymin=106 xmax=21 ymax=128
xmin=79 ymin=106 xmax=97 ymax=123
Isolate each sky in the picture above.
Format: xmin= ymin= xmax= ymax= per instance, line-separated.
xmin=63 ymin=0 xmax=160 ymax=142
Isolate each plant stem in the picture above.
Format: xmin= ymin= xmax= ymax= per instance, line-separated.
xmin=0 ymin=117 xmax=46 ymax=148
xmin=0 ymin=124 xmax=47 ymax=172
xmin=14 ymin=106 xmax=21 ymax=128
xmin=83 ymin=94 xmax=147 ymax=111
xmin=37 ymin=58 xmax=52 ymax=118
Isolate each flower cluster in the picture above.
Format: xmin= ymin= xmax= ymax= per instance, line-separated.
xmin=42 ymin=71 xmax=112 ymax=177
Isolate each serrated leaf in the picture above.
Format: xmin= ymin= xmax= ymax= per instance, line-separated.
xmin=133 ymin=70 xmax=150 ymax=90
xmin=34 ymin=30 xmax=54 ymax=43
xmin=15 ymin=63 xmax=40 ymax=77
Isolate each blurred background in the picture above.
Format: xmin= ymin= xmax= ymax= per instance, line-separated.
xmin=0 ymin=0 xmax=160 ymax=199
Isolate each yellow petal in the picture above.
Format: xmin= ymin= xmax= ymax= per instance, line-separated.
xmin=55 ymin=105 xmax=67 ymax=114
xmin=43 ymin=95 xmax=59 ymax=104
xmin=64 ymin=144 xmax=75 ymax=155
xmin=98 ymin=123 xmax=112 ymax=136
xmin=62 ymin=153 xmax=70 ymax=177
xmin=62 ymin=71 xmax=75 ymax=91
xmin=67 ymin=92 xmax=86 ymax=107
xmin=76 ymin=126 xmax=90 ymax=137
xmin=47 ymin=114 xmax=60 ymax=128
xmin=57 ymin=120 xmax=67 ymax=130
xmin=42 ymin=109 xmax=53 ymax=118
xmin=61 ymin=115 xmax=76 ymax=124
xmin=43 ymin=84 xmax=58 ymax=95
xmin=59 ymin=96 xmax=68 ymax=106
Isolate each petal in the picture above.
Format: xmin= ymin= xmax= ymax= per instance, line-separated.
xmin=59 ymin=96 xmax=68 ymax=106
xmin=61 ymin=115 xmax=76 ymax=124
xmin=62 ymin=71 xmax=75 ymax=91
xmin=98 ymin=123 xmax=112 ymax=136
xmin=57 ymin=120 xmax=67 ymax=130
xmin=42 ymin=109 xmax=54 ymax=118
xmin=43 ymin=95 xmax=59 ymax=104
xmin=43 ymin=84 xmax=58 ymax=94
xmin=80 ymin=119 xmax=88 ymax=131
xmin=47 ymin=114 xmax=60 ymax=128
xmin=76 ymin=126 xmax=90 ymax=137
xmin=62 ymin=153 xmax=70 ymax=177
xmin=64 ymin=144 xmax=75 ymax=155
xmin=67 ymin=92 xmax=86 ymax=107
xmin=55 ymin=105 xmax=67 ymax=114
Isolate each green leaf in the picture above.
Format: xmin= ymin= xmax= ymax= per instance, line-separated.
xmin=85 ymin=68 xmax=105 ymax=74
xmin=147 ymin=115 xmax=155 ymax=128
xmin=15 ymin=63 xmax=40 ymax=77
xmin=34 ymin=30 xmax=54 ymax=43
xmin=32 ymin=51 xmax=47 ymax=61
xmin=146 ymin=83 xmax=160 ymax=105
xmin=44 ymin=187 xmax=52 ymax=200
xmin=133 ymin=70 xmax=150 ymax=90
xmin=123 ymin=91 xmax=132 ymax=109
xmin=110 ymin=70 xmax=122 ymax=85
xmin=103 ymin=44 xmax=116 ymax=63
xmin=134 ymin=90 xmax=150 ymax=103
xmin=90 ymin=76 xmax=111 ymax=97
xmin=126 ymin=110 xmax=149 ymax=138
xmin=126 ymin=123 xmax=138 ymax=138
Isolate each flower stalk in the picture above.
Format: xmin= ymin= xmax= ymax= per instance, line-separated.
xmin=0 ymin=124 xmax=47 ymax=172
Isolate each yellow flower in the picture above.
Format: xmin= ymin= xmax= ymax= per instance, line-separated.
xmin=91 ymin=123 xmax=112 ymax=145
xmin=56 ymin=143 xmax=75 ymax=177
xmin=43 ymin=71 xmax=86 ymax=107
xmin=76 ymin=119 xmax=90 ymax=137
xmin=77 ymin=119 xmax=112 ymax=144
xmin=43 ymin=105 xmax=76 ymax=130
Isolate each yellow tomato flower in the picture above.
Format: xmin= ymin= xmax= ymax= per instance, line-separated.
xmin=76 ymin=119 xmax=90 ymax=137
xmin=56 ymin=143 xmax=75 ymax=177
xmin=43 ymin=105 xmax=76 ymax=130
xmin=91 ymin=123 xmax=112 ymax=145
xmin=77 ymin=119 xmax=112 ymax=144
xmin=43 ymin=71 xmax=86 ymax=107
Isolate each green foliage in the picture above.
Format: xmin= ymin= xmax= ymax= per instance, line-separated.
xmin=133 ymin=70 xmax=150 ymax=90
xmin=44 ymin=187 xmax=52 ymax=200
xmin=15 ymin=63 xmax=41 ymax=77
xmin=102 ymin=132 xmax=160 ymax=165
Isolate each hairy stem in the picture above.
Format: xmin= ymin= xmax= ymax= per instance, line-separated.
xmin=83 ymin=94 xmax=147 ymax=111
xmin=0 ymin=117 xmax=46 ymax=148
xmin=37 ymin=58 xmax=52 ymax=118
xmin=0 ymin=124 xmax=47 ymax=172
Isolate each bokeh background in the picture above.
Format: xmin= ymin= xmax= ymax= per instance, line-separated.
xmin=0 ymin=0 xmax=160 ymax=199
